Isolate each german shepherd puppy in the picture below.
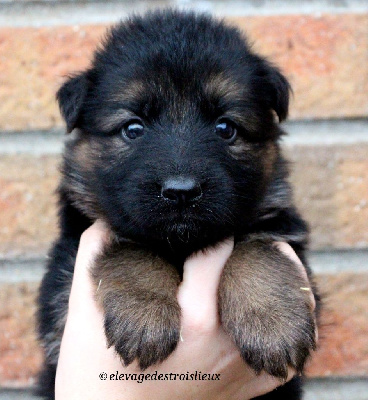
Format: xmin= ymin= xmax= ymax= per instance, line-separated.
xmin=37 ymin=10 xmax=318 ymax=399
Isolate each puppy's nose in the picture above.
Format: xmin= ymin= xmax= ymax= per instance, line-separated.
xmin=161 ymin=177 xmax=202 ymax=206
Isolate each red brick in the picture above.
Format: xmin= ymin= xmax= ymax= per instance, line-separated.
xmin=306 ymin=273 xmax=368 ymax=377
xmin=0 ymin=155 xmax=59 ymax=257
xmin=0 ymin=282 xmax=42 ymax=387
xmin=0 ymin=25 xmax=106 ymax=131
xmin=0 ymin=13 xmax=367 ymax=131
xmin=287 ymin=144 xmax=368 ymax=250
xmin=231 ymin=13 xmax=368 ymax=120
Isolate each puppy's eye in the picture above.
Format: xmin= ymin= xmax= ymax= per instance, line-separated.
xmin=215 ymin=120 xmax=237 ymax=143
xmin=122 ymin=121 xmax=144 ymax=140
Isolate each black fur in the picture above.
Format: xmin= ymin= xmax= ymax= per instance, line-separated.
xmin=37 ymin=10 xmax=318 ymax=399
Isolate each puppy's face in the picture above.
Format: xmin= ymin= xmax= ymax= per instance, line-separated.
xmin=59 ymin=11 xmax=290 ymax=252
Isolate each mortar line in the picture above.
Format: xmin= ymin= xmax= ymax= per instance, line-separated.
xmin=0 ymin=120 xmax=367 ymax=155
xmin=1 ymin=249 xmax=367 ymax=283
xmin=0 ymin=0 xmax=367 ymax=28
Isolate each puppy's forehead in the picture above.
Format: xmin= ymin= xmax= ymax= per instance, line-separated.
xmin=89 ymin=12 xmax=266 ymax=122
xmin=94 ymin=72 xmax=259 ymax=135
xmin=105 ymin=70 xmax=248 ymax=119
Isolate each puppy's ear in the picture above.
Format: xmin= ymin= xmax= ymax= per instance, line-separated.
xmin=56 ymin=72 xmax=89 ymax=133
xmin=260 ymin=62 xmax=291 ymax=122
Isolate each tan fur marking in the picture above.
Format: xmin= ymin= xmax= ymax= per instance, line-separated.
xmin=228 ymin=137 xmax=252 ymax=159
xmin=205 ymin=73 xmax=263 ymax=134
xmin=225 ymin=110 xmax=260 ymax=132
xmin=63 ymin=134 xmax=131 ymax=221
xmin=73 ymin=139 xmax=95 ymax=172
xmin=205 ymin=72 xmax=244 ymax=102
xmin=97 ymin=109 xmax=135 ymax=132
xmin=96 ymin=80 xmax=146 ymax=131
xmin=112 ymin=80 xmax=146 ymax=103
xmin=262 ymin=141 xmax=278 ymax=179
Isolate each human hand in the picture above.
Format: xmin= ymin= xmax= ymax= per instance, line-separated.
xmin=55 ymin=222 xmax=315 ymax=399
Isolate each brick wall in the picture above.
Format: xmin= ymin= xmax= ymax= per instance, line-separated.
xmin=0 ymin=0 xmax=367 ymax=392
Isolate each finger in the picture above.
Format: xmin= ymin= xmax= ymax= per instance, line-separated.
xmin=76 ymin=220 xmax=111 ymax=272
xmin=273 ymin=242 xmax=306 ymax=278
xmin=274 ymin=241 xmax=316 ymax=310
xmin=69 ymin=220 xmax=111 ymax=307
xmin=57 ymin=221 xmax=122 ymax=396
xmin=274 ymin=242 xmax=318 ymax=344
xmin=178 ymin=238 xmax=234 ymax=334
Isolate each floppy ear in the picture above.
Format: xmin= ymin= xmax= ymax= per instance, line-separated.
xmin=258 ymin=61 xmax=291 ymax=122
xmin=56 ymin=72 xmax=89 ymax=133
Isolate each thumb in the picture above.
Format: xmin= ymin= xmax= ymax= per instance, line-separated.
xmin=178 ymin=239 xmax=234 ymax=334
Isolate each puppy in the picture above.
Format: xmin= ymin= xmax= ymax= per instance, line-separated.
xmin=37 ymin=10 xmax=319 ymax=400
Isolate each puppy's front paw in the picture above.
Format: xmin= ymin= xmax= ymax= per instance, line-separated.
xmin=219 ymin=241 xmax=316 ymax=380
xmin=91 ymin=242 xmax=181 ymax=370
xmin=221 ymin=301 xmax=316 ymax=379
xmin=104 ymin=294 xmax=181 ymax=369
